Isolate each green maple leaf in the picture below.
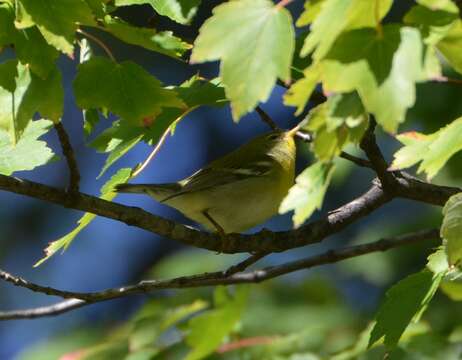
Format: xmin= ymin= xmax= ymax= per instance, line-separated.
xmin=191 ymin=0 xmax=294 ymax=120
xmin=115 ymin=0 xmax=201 ymax=25
xmin=0 ymin=61 xmax=63 ymax=143
xmin=322 ymin=25 xmax=423 ymax=133
xmin=279 ymin=162 xmax=335 ymax=227
xmin=101 ymin=15 xmax=191 ymax=58
xmin=0 ymin=119 xmax=54 ymax=175
xmin=17 ymin=0 xmax=96 ymax=55
xmin=73 ymin=57 xmax=184 ymax=126
xmin=391 ymin=117 xmax=462 ymax=179
xmin=441 ymin=193 xmax=462 ymax=266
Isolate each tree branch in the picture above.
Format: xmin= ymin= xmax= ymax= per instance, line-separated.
xmin=54 ymin=122 xmax=80 ymax=193
xmin=0 ymin=174 xmax=458 ymax=253
xmin=0 ymin=228 xmax=439 ymax=320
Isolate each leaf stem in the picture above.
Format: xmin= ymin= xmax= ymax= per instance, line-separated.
xmin=76 ymin=29 xmax=116 ymax=62
xmin=375 ymin=0 xmax=383 ymax=37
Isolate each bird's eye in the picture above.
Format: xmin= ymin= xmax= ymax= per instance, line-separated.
xmin=268 ymin=133 xmax=279 ymax=140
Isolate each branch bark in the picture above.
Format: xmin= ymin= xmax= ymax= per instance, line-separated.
xmin=0 ymin=228 xmax=439 ymax=320
xmin=0 ymin=174 xmax=458 ymax=253
xmin=54 ymin=122 xmax=80 ymax=193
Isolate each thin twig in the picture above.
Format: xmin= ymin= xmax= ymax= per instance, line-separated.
xmin=0 ymin=229 xmax=439 ymax=320
xmin=339 ymin=151 xmax=372 ymax=168
xmin=224 ymin=252 xmax=268 ymax=276
xmin=76 ymin=29 xmax=116 ymax=62
xmin=54 ymin=122 xmax=80 ymax=193
xmin=132 ymin=127 xmax=171 ymax=177
xmin=255 ymin=106 xmax=279 ymax=131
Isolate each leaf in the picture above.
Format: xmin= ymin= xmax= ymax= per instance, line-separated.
xmin=34 ymin=168 xmax=132 ymax=266
xmin=0 ymin=61 xmax=64 ymax=143
xmin=185 ymin=286 xmax=248 ymax=360
xmin=279 ymin=162 xmax=335 ymax=227
xmin=0 ymin=59 xmax=18 ymax=92
xmin=14 ymin=26 xmax=60 ymax=79
xmin=322 ymin=26 xmax=423 ymax=133
xmin=0 ymin=119 xmax=54 ymax=175
xmin=369 ymin=269 xmax=444 ymax=348
xmin=17 ymin=0 xmax=96 ymax=55
xmin=1 ymin=1 xmax=59 ymax=78
xmin=283 ymin=64 xmax=320 ymax=115
xmin=300 ymin=0 xmax=393 ymax=60
xmin=191 ymin=0 xmax=294 ymax=120
xmin=404 ymin=4 xmax=458 ymax=45
xmin=91 ymin=121 xmax=144 ymax=177
xmin=73 ymin=57 xmax=184 ymax=126
xmin=115 ymin=0 xmax=201 ymax=25
xmin=390 ymin=117 xmax=462 ymax=179
xmin=441 ymin=193 xmax=462 ymax=267
xmin=437 ymin=20 xmax=462 ymax=74
xmin=101 ymin=15 xmax=191 ymax=58
xmin=130 ymin=300 xmax=208 ymax=351
xmin=0 ymin=4 xmax=15 ymax=47
xmin=303 ymin=92 xmax=368 ymax=162
xmin=296 ymin=0 xmax=325 ymax=27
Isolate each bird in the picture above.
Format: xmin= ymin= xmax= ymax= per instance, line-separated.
xmin=115 ymin=126 xmax=298 ymax=234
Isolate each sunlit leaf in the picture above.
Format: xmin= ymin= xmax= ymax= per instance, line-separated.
xmin=322 ymin=26 xmax=423 ymax=133
xmin=0 ymin=119 xmax=54 ymax=175
xmin=390 ymin=117 xmax=462 ymax=179
xmin=115 ymin=0 xmax=201 ymax=25
xmin=441 ymin=193 xmax=462 ymax=267
xmin=300 ymin=0 xmax=392 ymax=60
xmin=279 ymin=162 xmax=335 ymax=227
xmin=437 ymin=20 xmax=462 ymax=74
xmin=191 ymin=0 xmax=294 ymax=120
xmin=283 ymin=64 xmax=320 ymax=115
xmin=302 ymin=92 xmax=368 ymax=162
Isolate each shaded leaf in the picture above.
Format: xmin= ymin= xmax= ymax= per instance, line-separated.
xmin=73 ymin=57 xmax=184 ymax=126
xmin=279 ymin=162 xmax=335 ymax=227
xmin=17 ymin=0 xmax=96 ymax=55
xmin=0 ymin=62 xmax=63 ymax=143
xmin=322 ymin=26 xmax=423 ymax=133
xmin=185 ymin=286 xmax=248 ymax=360
xmin=115 ymin=0 xmax=201 ymax=25
xmin=369 ymin=270 xmax=444 ymax=348
xmin=404 ymin=4 xmax=458 ymax=45
xmin=101 ymin=15 xmax=191 ymax=58
xmin=0 ymin=59 xmax=17 ymax=92
xmin=35 ymin=168 xmax=132 ymax=266
xmin=0 ymin=119 xmax=54 ymax=175
xmin=441 ymin=193 xmax=462 ymax=266
xmin=191 ymin=0 xmax=294 ymax=120
xmin=130 ymin=300 xmax=207 ymax=351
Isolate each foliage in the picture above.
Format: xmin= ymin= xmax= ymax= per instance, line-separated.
xmin=1 ymin=0 xmax=462 ymax=359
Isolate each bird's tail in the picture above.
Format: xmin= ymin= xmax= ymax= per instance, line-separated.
xmin=115 ymin=183 xmax=181 ymax=201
